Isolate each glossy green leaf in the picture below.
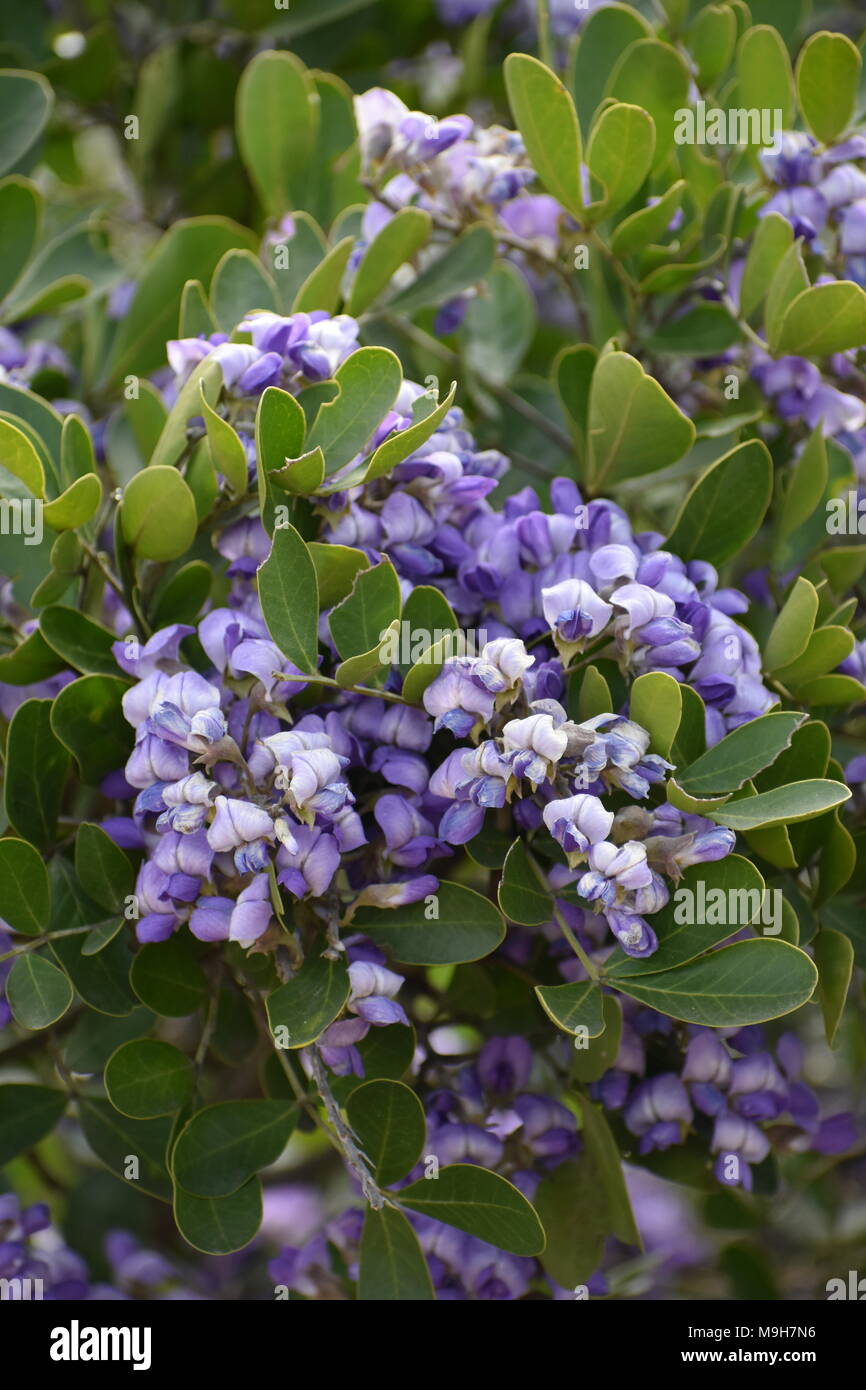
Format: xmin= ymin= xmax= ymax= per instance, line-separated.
xmin=210 ymin=248 xmax=276 ymax=332
xmin=610 ymin=180 xmax=685 ymax=258
xmin=397 ymin=1164 xmax=545 ymax=1256
xmin=173 ymin=1100 xmax=295 ymax=1197
xmin=614 ymin=939 xmax=818 ymax=1025
xmin=174 ymin=1177 xmax=262 ymax=1255
xmin=42 ymin=474 xmax=101 ymax=531
xmin=737 ymin=26 xmax=795 ymax=131
xmin=0 ymin=837 xmax=49 ymax=936
xmin=199 ymin=385 xmax=248 ymax=494
xmin=739 ymin=212 xmax=793 ymax=319
xmin=7 ymin=952 xmax=73 ymax=1029
xmin=607 ymin=39 xmax=690 ymax=169
xmin=346 ymin=1079 xmax=426 ymax=1185
xmin=351 ymin=881 xmax=505 ymax=965
xmin=105 ymin=1039 xmax=194 ymax=1119
xmin=535 ymin=980 xmax=606 ymax=1037
xmin=358 ymin=1206 xmax=434 ymax=1301
xmin=776 ymin=281 xmax=866 ymax=358
xmin=0 ymin=416 xmax=45 ymax=497
xmin=265 ymin=951 xmax=350 ymax=1049
xmin=293 ymin=236 xmax=354 ymax=313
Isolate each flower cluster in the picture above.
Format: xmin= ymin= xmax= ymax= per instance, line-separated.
xmin=594 ymin=1011 xmax=856 ymax=1191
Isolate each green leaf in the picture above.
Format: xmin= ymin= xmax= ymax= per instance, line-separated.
xmin=130 ymin=935 xmax=208 ymax=1017
xmin=79 ymin=1099 xmax=173 ymax=1200
xmin=42 ymin=474 xmax=101 ymax=531
xmin=774 ymin=626 xmax=853 ymax=688
xmin=178 ymin=279 xmax=215 ymax=338
xmin=572 ymin=995 xmax=622 ymax=1083
xmin=813 ymin=928 xmax=854 ymax=1047
xmin=587 ymin=103 xmax=655 ymax=217
xmin=4 ymin=699 xmax=70 ymax=848
xmin=666 ymin=439 xmax=772 ymax=566
xmin=588 ymin=350 xmax=695 ymax=487
xmin=535 ymin=980 xmax=606 ymax=1037
xmin=504 ymin=54 xmax=583 ymax=217
xmin=358 ymin=1206 xmax=434 ymax=1301
xmin=614 ymin=939 xmax=818 ymax=1025
xmin=81 ymin=919 xmax=124 ymax=956
xmin=105 ymin=1039 xmax=194 ymax=1119
xmin=777 ymin=424 xmax=827 ymax=538
xmin=308 ymin=346 xmax=403 ymax=474
xmin=578 ymin=1094 xmax=640 ymax=1245
xmin=776 ymin=281 xmax=866 ymax=358
xmin=570 ymin=3 xmax=651 ymax=137
xmin=535 ymin=1156 xmax=608 ymax=1286
xmin=629 ymin=671 xmax=681 ymax=759
xmin=709 ymin=780 xmax=850 ymax=831
xmin=148 ymin=357 xmax=222 ymax=471
xmin=690 ymin=4 xmax=737 ymax=86
xmin=796 ymin=31 xmax=861 ymax=143
xmin=60 ymin=413 xmax=97 ymax=487
xmin=265 ymin=952 xmax=350 ymax=1049
xmin=0 ymin=629 xmax=65 ymax=686
xmin=397 ymin=585 xmax=457 ymax=677
xmin=0 ymin=416 xmax=45 ymax=497
xmin=351 ymin=881 xmax=505 ymax=965
xmin=199 ymin=385 xmax=249 ymax=495
xmin=386 ymin=224 xmax=495 ymax=315
xmin=74 ymin=822 xmax=135 ymax=915
xmin=764 ymin=577 xmax=819 ymax=671
xmin=397 ymin=1164 xmax=545 ymax=1256
xmin=645 ymin=302 xmax=740 ymax=356
xmin=174 ymin=1178 xmax=262 ymax=1255
xmin=292 ymin=236 xmax=354 ymax=313
xmin=347 ymin=207 xmax=432 ymax=315
xmin=329 ymin=558 xmax=401 ymax=660
xmin=120 ymin=465 xmax=198 ymax=561
xmin=765 ymin=240 xmax=809 ymax=353
xmin=0 ymin=837 xmax=49 ymax=936
xmin=152 ymin=561 xmax=212 ymax=628
xmin=236 ymin=51 xmax=317 ymax=218
xmin=605 ymin=857 xmax=766 ymax=977
xmin=797 ymin=673 xmax=866 ymax=706
xmin=335 ymin=618 xmax=399 ymax=688
xmin=106 ymin=218 xmax=256 ymax=383
xmin=737 ymin=25 xmax=795 ymax=131
xmin=610 ymin=180 xmax=685 ymax=258
xmin=0 ymin=70 xmax=52 ymax=177
xmin=40 ymin=606 xmax=119 ymax=676
xmin=362 ymin=382 xmax=458 ymax=484
xmin=210 ymin=248 xmax=276 ymax=332
xmin=0 ymin=1084 xmax=66 ymax=1166
xmin=63 ymin=1007 xmax=153 ymax=1075
xmin=173 ymin=1100 xmax=295 ymax=1198
xmin=50 ymin=675 xmax=132 ymax=784
xmin=677 ymin=713 xmax=805 ymax=796
xmin=461 ymin=262 xmax=535 ymax=386
xmin=739 ymin=212 xmax=793 ymax=319
xmin=346 ymin=1079 xmax=426 ymax=1185
xmin=307 ymin=542 xmax=368 ymax=608
xmin=607 ymin=39 xmax=690 ymax=170
xmin=254 ymin=383 xmax=306 ymax=529
xmin=0 ymin=176 xmax=40 ymax=301
xmin=576 ymin=664 xmax=612 ymax=720
xmin=257 ymin=523 xmax=319 ymax=674
xmin=7 ymin=952 xmax=73 ymax=1029
xmin=498 ymin=840 xmax=552 ymax=926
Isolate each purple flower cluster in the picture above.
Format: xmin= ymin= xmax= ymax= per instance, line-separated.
xmin=595 ymin=1011 xmax=856 ymax=1191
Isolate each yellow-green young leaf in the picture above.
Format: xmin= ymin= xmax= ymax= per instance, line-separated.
xmin=609 ymin=180 xmax=685 ymax=257
xmin=504 ymin=54 xmax=584 ymax=218
xmin=199 ymin=383 xmax=248 ymax=494
xmin=0 ymin=417 xmax=45 ymax=497
xmin=775 ymin=626 xmax=854 ymax=689
xmin=739 ymin=212 xmax=793 ymax=319
xmin=235 ymin=51 xmax=318 ymax=218
xmin=335 ymin=618 xmax=400 ymax=688
xmin=307 ymin=542 xmax=368 ymax=608
xmin=765 ymin=241 xmax=809 ymax=353
xmin=764 ymin=577 xmax=819 ymax=671
xmin=606 ymin=39 xmax=690 ymax=170
xmin=737 ymin=25 xmax=795 ymax=131
xmin=796 ymin=31 xmax=861 ymax=144
xmin=60 ymin=412 xmax=96 ymax=485
xmin=588 ymin=351 xmax=695 ymax=487
xmin=42 ymin=474 xmax=101 ymax=530
xmin=776 ymin=282 xmax=866 ymax=358
xmin=777 ymin=423 xmax=827 ymax=538
xmin=120 ymin=466 xmax=198 ymax=561
xmin=690 ymin=4 xmax=737 ymax=87
xmin=347 ymin=207 xmax=432 ymax=315
xmin=629 ymin=671 xmax=681 ymax=758
xmin=586 ymin=103 xmax=655 ymax=217
xmin=292 ymin=236 xmax=354 ymax=313
xmin=576 ymin=663 xmax=612 ymax=720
